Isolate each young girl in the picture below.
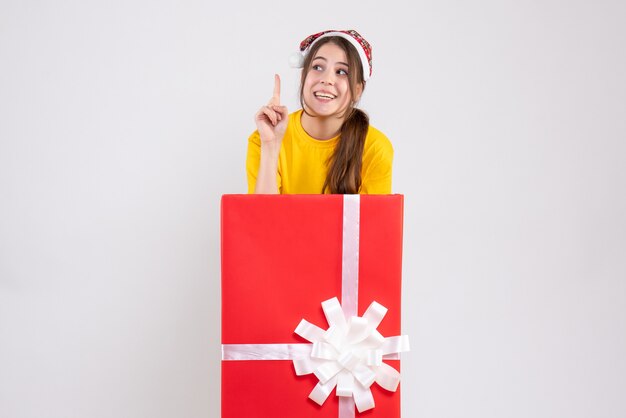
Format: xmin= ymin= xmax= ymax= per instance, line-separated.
xmin=247 ymin=29 xmax=393 ymax=194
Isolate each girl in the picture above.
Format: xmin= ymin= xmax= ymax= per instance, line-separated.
xmin=247 ymin=29 xmax=393 ymax=194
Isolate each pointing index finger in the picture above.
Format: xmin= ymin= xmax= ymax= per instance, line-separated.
xmin=271 ymin=74 xmax=281 ymax=105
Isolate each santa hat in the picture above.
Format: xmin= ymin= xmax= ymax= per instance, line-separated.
xmin=288 ymin=29 xmax=373 ymax=81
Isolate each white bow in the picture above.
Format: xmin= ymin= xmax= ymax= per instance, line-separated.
xmin=293 ymin=297 xmax=410 ymax=413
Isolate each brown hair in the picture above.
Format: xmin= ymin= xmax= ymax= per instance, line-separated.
xmin=299 ymin=37 xmax=369 ymax=194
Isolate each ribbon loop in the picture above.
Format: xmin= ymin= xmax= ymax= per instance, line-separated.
xmin=309 ymin=376 xmax=338 ymax=406
xmin=294 ymin=356 xmax=320 ymax=376
xmin=362 ymin=301 xmax=388 ymax=330
xmin=295 ymin=319 xmax=326 ymax=342
xmin=322 ymin=297 xmax=348 ymax=332
xmin=353 ymin=382 xmax=375 ymax=413
xmin=374 ymin=362 xmax=402 ymax=392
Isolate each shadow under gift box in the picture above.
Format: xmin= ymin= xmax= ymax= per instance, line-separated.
xmin=221 ymin=194 xmax=404 ymax=417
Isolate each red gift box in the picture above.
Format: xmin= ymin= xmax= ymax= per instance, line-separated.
xmin=221 ymin=194 xmax=406 ymax=417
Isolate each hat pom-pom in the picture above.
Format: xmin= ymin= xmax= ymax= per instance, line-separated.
xmin=288 ymin=52 xmax=305 ymax=68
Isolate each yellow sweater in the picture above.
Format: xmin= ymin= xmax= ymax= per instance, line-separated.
xmin=246 ymin=109 xmax=393 ymax=194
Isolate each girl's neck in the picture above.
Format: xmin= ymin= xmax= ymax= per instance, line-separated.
xmin=300 ymin=111 xmax=344 ymax=140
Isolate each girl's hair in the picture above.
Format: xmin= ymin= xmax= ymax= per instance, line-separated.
xmin=299 ymin=36 xmax=369 ymax=194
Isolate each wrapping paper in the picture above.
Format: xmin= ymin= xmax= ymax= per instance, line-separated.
xmin=221 ymin=194 xmax=404 ymax=417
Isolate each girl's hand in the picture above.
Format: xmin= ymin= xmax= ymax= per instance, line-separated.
xmin=254 ymin=74 xmax=289 ymax=145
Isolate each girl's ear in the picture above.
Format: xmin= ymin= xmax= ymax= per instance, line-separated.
xmin=354 ymin=82 xmax=364 ymax=102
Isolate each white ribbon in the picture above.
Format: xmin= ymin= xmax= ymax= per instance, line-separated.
xmin=221 ymin=195 xmax=410 ymax=416
xmin=294 ymin=297 xmax=410 ymax=413
xmin=341 ymin=194 xmax=360 ymax=319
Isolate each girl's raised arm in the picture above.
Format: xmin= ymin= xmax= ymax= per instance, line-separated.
xmin=253 ymin=74 xmax=289 ymax=194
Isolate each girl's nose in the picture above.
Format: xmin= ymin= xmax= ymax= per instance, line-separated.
xmin=320 ymin=70 xmax=335 ymax=85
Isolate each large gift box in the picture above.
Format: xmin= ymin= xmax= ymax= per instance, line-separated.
xmin=221 ymin=194 xmax=408 ymax=417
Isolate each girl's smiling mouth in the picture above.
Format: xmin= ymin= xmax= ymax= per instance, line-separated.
xmin=314 ymin=91 xmax=336 ymax=100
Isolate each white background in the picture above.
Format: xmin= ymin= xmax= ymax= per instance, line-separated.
xmin=1 ymin=1 xmax=625 ymax=417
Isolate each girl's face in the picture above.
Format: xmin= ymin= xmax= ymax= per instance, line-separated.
xmin=302 ymin=42 xmax=362 ymax=118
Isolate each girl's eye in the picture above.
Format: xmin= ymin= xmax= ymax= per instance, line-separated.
xmin=312 ymin=65 xmax=323 ymax=71
xmin=337 ymin=69 xmax=348 ymax=76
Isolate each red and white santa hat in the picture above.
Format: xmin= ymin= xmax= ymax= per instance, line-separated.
xmin=289 ymin=29 xmax=373 ymax=81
